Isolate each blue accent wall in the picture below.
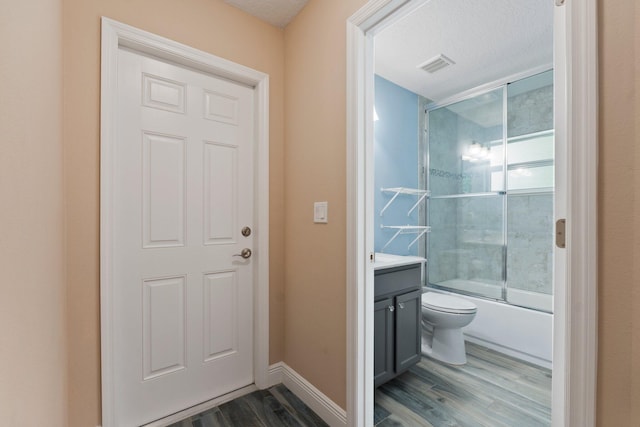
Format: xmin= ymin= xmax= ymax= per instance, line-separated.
xmin=374 ymin=75 xmax=421 ymax=255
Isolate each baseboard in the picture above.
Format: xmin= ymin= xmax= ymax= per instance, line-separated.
xmin=268 ymin=363 xmax=347 ymax=427
xmin=135 ymin=364 xmax=344 ymax=427
xmin=267 ymin=361 xmax=285 ymax=387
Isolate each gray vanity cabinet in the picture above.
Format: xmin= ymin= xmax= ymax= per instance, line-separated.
xmin=374 ymin=297 xmax=394 ymax=386
xmin=374 ymin=264 xmax=422 ymax=387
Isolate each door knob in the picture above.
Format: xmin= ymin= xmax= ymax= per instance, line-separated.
xmin=233 ymin=248 xmax=252 ymax=259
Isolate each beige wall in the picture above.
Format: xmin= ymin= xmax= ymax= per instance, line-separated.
xmin=635 ymin=0 xmax=640 ymax=421
xmin=62 ymin=1 xmax=285 ymax=425
xmin=283 ymin=0 xmax=367 ymax=408
xmin=0 ymin=0 xmax=67 ymax=426
xmin=597 ymin=0 xmax=640 ymax=424
xmin=282 ymin=0 xmax=640 ymax=422
xmin=2 ymin=0 xmax=634 ymax=425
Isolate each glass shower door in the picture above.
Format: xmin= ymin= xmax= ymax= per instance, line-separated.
xmin=505 ymin=70 xmax=554 ymax=312
xmin=427 ymin=88 xmax=506 ymax=300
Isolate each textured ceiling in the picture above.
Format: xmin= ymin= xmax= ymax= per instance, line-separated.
xmin=375 ymin=0 xmax=554 ymax=103
xmin=224 ymin=0 xmax=308 ymax=28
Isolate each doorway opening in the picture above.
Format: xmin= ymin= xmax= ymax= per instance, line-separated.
xmin=346 ymin=1 xmax=597 ymax=426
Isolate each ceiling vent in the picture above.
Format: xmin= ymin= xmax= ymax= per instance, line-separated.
xmin=418 ymin=54 xmax=455 ymax=74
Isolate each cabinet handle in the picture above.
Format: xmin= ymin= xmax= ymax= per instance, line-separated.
xmin=398 ymin=302 xmax=405 ymax=309
xmin=388 ymin=305 xmax=395 ymax=312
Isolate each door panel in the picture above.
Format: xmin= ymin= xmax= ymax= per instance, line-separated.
xmin=374 ymin=298 xmax=394 ymax=387
xmin=113 ymin=48 xmax=255 ymax=426
xmin=142 ymin=276 xmax=186 ymax=379
xmin=394 ymin=289 xmax=422 ymax=373
xmin=142 ymin=132 xmax=186 ymax=248
xmin=203 ymin=270 xmax=238 ymax=361
xmin=203 ymin=141 xmax=237 ymax=244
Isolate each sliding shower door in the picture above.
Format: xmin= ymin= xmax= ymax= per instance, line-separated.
xmin=505 ymin=71 xmax=554 ymax=312
xmin=426 ymin=70 xmax=555 ymax=311
xmin=427 ymin=88 xmax=506 ymax=300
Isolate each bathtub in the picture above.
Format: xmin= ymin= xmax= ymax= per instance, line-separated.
xmin=428 ymin=286 xmax=553 ymax=369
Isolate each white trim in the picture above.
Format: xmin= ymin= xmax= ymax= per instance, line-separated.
xmin=267 ymin=361 xmax=285 ymax=387
xmin=100 ymin=17 xmax=270 ymax=427
xmin=270 ymin=363 xmax=347 ymax=427
xmin=556 ymin=1 xmax=599 ymax=425
xmin=346 ymin=2 xmax=597 ymax=427
xmin=346 ymin=17 xmax=369 ymax=427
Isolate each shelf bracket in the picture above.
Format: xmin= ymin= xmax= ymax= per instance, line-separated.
xmin=380 ymin=187 xmax=428 ymax=216
xmin=379 ymin=191 xmax=402 ymax=216
xmin=380 ymin=225 xmax=431 ymax=252
xmin=407 ymin=228 xmax=429 ymax=249
xmin=407 ymin=191 xmax=429 ymax=216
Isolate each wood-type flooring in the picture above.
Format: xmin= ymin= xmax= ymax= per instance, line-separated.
xmin=169 ymin=384 xmax=328 ymax=427
xmin=172 ymin=342 xmax=551 ymax=426
xmin=375 ymin=342 xmax=552 ymax=426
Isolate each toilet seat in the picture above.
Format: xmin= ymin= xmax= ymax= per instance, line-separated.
xmin=422 ymin=293 xmax=477 ymax=314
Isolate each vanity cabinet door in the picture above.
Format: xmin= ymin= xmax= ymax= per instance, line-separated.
xmin=374 ymin=297 xmax=395 ymax=387
xmin=395 ymin=289 xmax=422 ymax=373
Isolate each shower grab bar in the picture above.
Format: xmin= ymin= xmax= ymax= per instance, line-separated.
xmin=380 ymin=225 xmax=431 ymax=251
xmin=380 ymin=187 xmax=429 ymax=216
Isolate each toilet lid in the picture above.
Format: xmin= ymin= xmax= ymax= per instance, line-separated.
xmin=421 ymin=293 xmax=477 ymax=314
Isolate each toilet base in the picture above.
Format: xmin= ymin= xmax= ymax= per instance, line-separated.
xmin=421 ymin=327 xmax=468 ymax=365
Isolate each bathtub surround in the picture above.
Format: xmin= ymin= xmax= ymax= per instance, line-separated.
xmin=507 ymin=78 xmax=554 ymax=138
xmin=507 ymin=193 xmax=554 ymax=296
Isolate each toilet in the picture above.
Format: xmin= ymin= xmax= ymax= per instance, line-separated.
xmin=421 ymin=292 xmax=477 ymax=365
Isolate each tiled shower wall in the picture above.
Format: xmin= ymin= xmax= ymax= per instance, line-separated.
xmin=507 ymin=84 xmax=553 ymax=137
xmin=507 ymin=193 xmax=553 ymax=295
xmin=428 ymin=104 xmax=503 ymax=284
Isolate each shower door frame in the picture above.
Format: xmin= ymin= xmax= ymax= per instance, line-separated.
xmin=421 ymin=70 xmax=555 ymax=310
xmin=346 ymin=1 xmax=598 ymax=427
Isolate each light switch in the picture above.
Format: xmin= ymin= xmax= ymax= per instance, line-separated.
xmin=314 ymin=201 xmax=328 ymax=223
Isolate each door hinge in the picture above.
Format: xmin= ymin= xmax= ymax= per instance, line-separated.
xmin=555 ymin=0 xmax=565 ymax=6
xmin=556 ymin=219 xmax=566 ymax=248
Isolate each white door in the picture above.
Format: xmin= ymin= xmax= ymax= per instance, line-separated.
xmin=112 ymin=48 xmax=255 ymax=426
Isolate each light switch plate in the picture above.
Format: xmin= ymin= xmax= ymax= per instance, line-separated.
xmin=314 ymin=201 xmax=328 ymax=223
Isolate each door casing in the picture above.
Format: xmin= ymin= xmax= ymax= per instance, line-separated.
xmin=346 ymin=1 xmax=598 ymax=426
xmin=100 ymin=17 xmax=270 ymax=427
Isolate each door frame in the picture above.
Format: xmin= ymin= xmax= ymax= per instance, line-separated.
xmin=346 ymin=1 xmax=597 ymax=426
xmin=100 ymin=18 xmax=270 ymax=427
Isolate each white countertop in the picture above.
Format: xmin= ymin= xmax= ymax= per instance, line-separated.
xmin=373 ymin=253 xmax=426 ymax=270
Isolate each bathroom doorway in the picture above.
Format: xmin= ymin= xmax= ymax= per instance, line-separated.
xmin=346 ymin=1 xmax=597 ymax=426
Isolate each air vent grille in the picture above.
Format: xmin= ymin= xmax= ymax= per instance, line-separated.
xmin=418 ymin=54 xmax=455 ymax=74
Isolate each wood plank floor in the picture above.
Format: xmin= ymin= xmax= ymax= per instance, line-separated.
xmin=172 ymin=342 xmax=549 ymax=427
xmin=169 ymin=384 xmax=328 ymax=427
xmin=374 ymin=342 xmax=552 ymax=427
